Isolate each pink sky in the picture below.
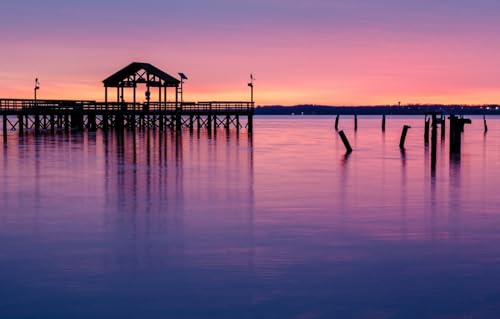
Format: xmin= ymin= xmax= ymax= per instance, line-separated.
xmin=1 ymin=0 xmax=500 ymax=105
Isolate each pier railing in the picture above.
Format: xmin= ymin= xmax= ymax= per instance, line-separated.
xmin=0 ymin=99 xmax=254 ymax=113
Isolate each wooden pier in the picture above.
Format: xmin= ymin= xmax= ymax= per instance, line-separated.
xmin=1 ymin=99 xmax=254 ymax=136
xmin=1 ymin=62 xmax=254 ymax=137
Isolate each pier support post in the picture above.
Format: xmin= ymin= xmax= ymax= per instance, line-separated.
xmin=338 ymin=130 xmax=352 ymax=153
xmin=2 ymin=114 xmax=7 ymax=136
xmin=236 ymin=115 xmax=240 ymax=133
xmin=50 ymin=114 xmax=55 ymax=133
xmin=88 ymin=114 xmax=96 ymax=131
xmin=189 ymin=115 xmax=194 ymax=131
xmin=399 ymin=125 xmax=411 ymax=149
xmin=34 ymin=114 xmax=40 ymax=134
xmin=208 ymin=115 xmax=212 ymax=131
xmin=64 ymin=114 xmax=70 ymax=132
xmin=382 ymin=114 xmax=386 ymax=131
xmin=335 ymin=115 xmax=339 ymax=131
xmin=225 ymin=115 xmax=230 ymax=130
xmin=18 ymin=114 xmax=24 ymax=135
xmin=248 ymin=114 xmax=253 ymax=134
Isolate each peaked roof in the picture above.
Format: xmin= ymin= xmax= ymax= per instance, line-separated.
xmin=103 ymin=62 xmax=180 ymax=87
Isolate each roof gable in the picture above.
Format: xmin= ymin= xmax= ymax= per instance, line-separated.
xmin=103 ymin=62 xmax=180 ymax=87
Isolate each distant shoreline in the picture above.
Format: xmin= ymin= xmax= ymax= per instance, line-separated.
xmin=254 ymin=105 xmax=500 ymax=115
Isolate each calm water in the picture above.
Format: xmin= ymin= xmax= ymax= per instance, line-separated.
xmin=1 ymin=116 xmax=500 ymax=319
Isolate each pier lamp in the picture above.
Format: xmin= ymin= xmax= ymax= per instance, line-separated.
xmin=34 ymin=78 xmax=40 ymax=104
xmin=248 ymin=74 xmax=254 ymax=104
xmin=178 ymin=72 xmax=188 ymax=103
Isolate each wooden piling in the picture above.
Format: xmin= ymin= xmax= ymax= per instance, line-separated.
xmin=431 ymin=114 xmax=438 ymax=172
xmin=338 ymin=130 xmax=353 ymax=153
xmin=484 ymin=115 xmax=488 ymax=133
xmin=2 ymin=114 xmax=7 ymax=136
xmin=335 ymin=115 xmax=339 ymax=131
xmin=248 ymin=114 xmax=253 ymax=133
xmin=424 ymin=118 xmax=430 ymax=144
xmin=34 ymin=115 xmax=40 ymax=134
xmin=354 ymin=114 xmax=358 ymax=131
xmin=382 ymin=114 xmax=386 ymax=131
xmin=399 ymin=125 xmax=411 ymax=149
xmin=50 ymin=114 xmax=55 ymax=133
xmin=18 ymin=114 xmax=24 ymax=135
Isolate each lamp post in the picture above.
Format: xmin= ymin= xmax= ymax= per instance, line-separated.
xmin=34 ymin=78 xmax=40 ymax=106
xmin=248 ymin=74 xmax=254 ymax=104
xmin=178 ymin=73 xmax=188 ymax=103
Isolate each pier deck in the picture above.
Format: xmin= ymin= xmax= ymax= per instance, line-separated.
xmin=1 ymin=99 xmax=254 ymax=135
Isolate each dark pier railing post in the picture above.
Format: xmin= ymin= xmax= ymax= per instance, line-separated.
xmin=354 ymin=114 xmax=358 ymax=131
xmin=338 ymin=130 xmax=353 ymax=153
xmin=399 ymin=125 xmax=411 ymax=149
xmin=335 ymin=115 xmax=339 ymax=131
xmin=382 ymin=114 xmax=386 ymax=131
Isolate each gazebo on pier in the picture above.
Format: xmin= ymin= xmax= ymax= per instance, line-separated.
xmin=102 ymin=62 xmax=181 ymax=109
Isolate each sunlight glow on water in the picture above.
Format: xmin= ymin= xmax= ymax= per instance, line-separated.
xmin=1 ymin=116 xmax=500 ymax=318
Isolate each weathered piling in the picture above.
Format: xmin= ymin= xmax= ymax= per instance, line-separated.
xmin=484 ymin=115 xmax=488 ymax=133
xmin=2 ymin=114 xmax=7 ymax=136
xmin=441 ymin=116 xmax=446 ymax=139
xmin=449 ymin=115 xmax=472 ymax=154
xmin=354 ymin=114 xmax=358 ymax=131
xmin=424 ymin=117 xmax=430 ymax=144
xmin=431 ymin=113 xmax=438 ymax=172
xmin=382 ymin=114 xmax=386 ymax=131
xmin=338 ymin=130 xmax=353 ymax=153
xmin=335 ymin=115 xmax=339 ymax=131
xmin=18 ymin=114 xmax=24 ymax=135
xmin=399 ymin=125 xmax=411 ymax=149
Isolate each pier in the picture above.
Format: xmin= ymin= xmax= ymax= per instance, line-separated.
xmin=1 ymin=62 xmax=254 ymax=137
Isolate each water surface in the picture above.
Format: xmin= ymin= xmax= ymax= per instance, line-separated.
xmin=1 ymin=116 xmax=500 ymax=318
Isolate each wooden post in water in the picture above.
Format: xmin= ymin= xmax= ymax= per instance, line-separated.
xmin=18 ymin=114 xmax=24 ymax=135
xmin=335 ymin=115 xmax=339 ymax=131
xmin=338 ymin=130 xmax=353 ymax=153
xmin=382 ymin=114 xmax=386 ymax=131
xmin=225 ymin=115 xmax=230 ymax=131
xmin=431 ymin=113 xmax=438 ymax=172
xmin=236 ymin=115 xmax=240 ymax=133
xmin=34 ymin=114 xmax=40 ymax=134
xmin=2 ymin=114 xmax=7 ymax=137
xmin=354 ymin=114 xmax=358 ymax=131
xmin=50 ymin=114 xmax=55 ymax=133
xmin=484 ymin=115 xmax=488 ymax=133
xmin=399 ymin=125 xmax=411 ymax=149
xmin=248 ymin=114 xmax=253 ymax=133
xmin=424 ymin=117 xmax=430 ymax=144
xmin=441 ymin=116 xmax=446 ymax=139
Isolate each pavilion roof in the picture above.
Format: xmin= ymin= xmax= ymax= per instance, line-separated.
xmin=103 ymin=62 xmax=180 ymax=87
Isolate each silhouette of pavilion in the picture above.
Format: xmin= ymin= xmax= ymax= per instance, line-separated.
xmin=103 ymin=62 xmax=181 ymax=106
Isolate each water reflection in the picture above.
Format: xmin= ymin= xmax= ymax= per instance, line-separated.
xmin=2 ymin=117 xmax=500 ymax=319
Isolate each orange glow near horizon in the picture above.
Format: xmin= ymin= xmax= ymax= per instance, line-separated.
xmin=1 ymin=1 xmax=500 ymax=106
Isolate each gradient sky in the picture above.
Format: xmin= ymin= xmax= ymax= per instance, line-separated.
xmin=1 ymin=0 xmax=500 ymax=105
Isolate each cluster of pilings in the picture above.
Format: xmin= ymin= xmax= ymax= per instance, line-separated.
xmin=335 ymin=113 xmax=475 ymax=164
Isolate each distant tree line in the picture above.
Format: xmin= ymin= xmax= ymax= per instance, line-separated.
xmin=254 ymin=104 xmax=500 ymax=115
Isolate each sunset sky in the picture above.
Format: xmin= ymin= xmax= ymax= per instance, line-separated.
xmin=1 ymin=0 xmax=500 ymax=105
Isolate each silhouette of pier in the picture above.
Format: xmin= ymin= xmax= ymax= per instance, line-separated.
xmin=0 ymin=62 xmax=254 ymax=136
